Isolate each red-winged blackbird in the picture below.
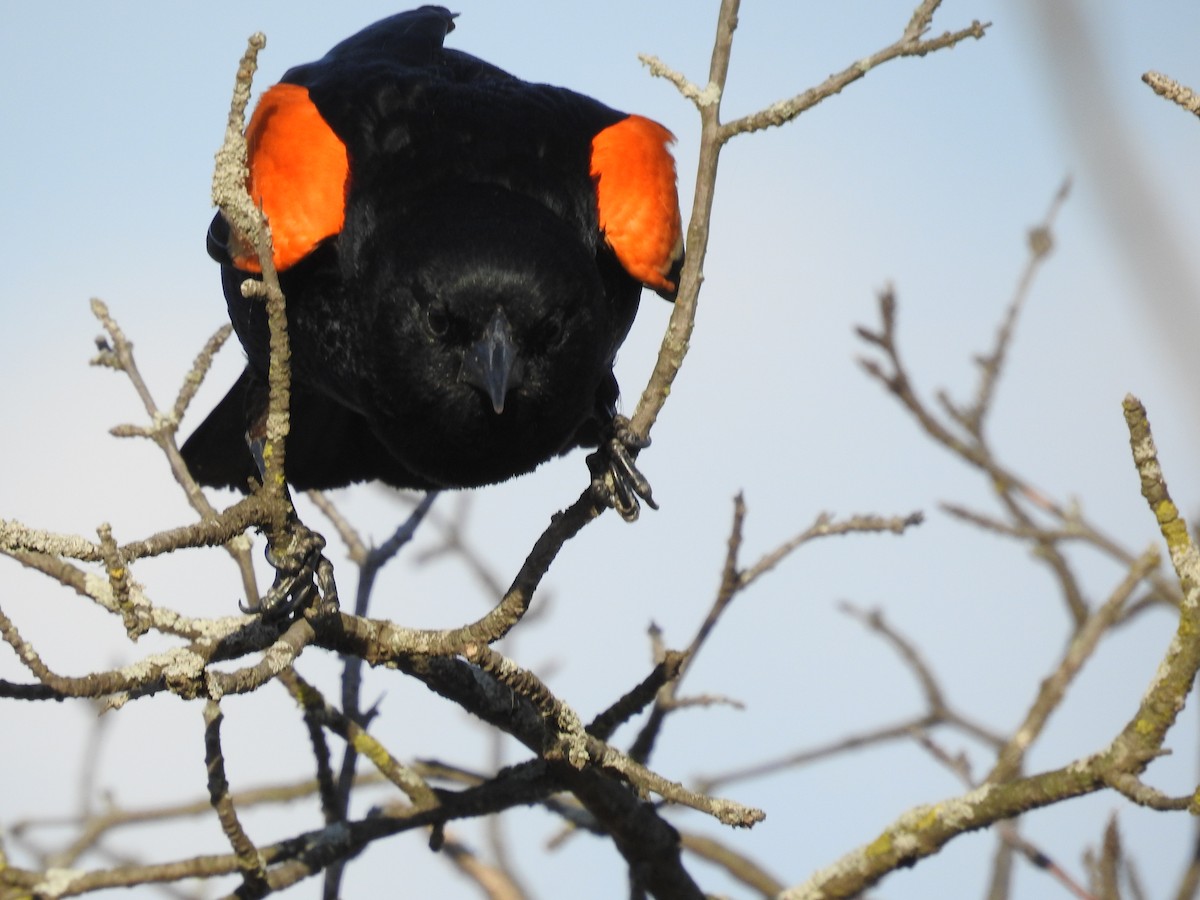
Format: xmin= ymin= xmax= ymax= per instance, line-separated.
xmin=181 ymin=6 xmax=683 ymax=519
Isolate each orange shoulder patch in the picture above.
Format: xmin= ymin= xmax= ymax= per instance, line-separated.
xmin=590 ymin=115 xmax=683 ymax=295
xmin=233 ymin=83 xmax=349 ymax=272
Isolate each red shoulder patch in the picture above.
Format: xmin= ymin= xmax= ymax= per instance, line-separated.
xmin=233 ymin=83 xmax=349 ymax=272
xmin=590 ymin=115 xmax=683 ymax=296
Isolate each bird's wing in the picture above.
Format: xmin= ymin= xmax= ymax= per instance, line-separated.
xmin=590 ymin=115 xmax=683 ymax=299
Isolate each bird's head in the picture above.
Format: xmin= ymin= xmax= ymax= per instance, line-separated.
xmin=348 ymin=185 xmax=618 ymax=485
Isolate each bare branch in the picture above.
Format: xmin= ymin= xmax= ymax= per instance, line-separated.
xmin=1143 ymin=71 xmax=1200 ymax=119
xmin=987 ymin=545 xmax=1160 ymax=783
xmin=203 ymin=700 xmax=269 ymax=894
xmin=739 ymin=511 xmax=923 ymax=590
xmin=680 ymin=831 xmax=785 ymax=898
xmin=780 ymin=398 xmax=1200 ymax=897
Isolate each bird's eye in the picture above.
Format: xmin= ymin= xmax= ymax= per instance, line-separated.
xmin=541 ymin=316 xmax=565 ymax=348
xmin=426 ymin=305 xmax=450 ymax=337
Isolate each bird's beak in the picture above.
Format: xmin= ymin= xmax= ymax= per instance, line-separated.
xmin=462 ymin=307 xmax=523 ymax=414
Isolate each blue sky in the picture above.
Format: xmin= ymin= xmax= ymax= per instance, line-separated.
xmin=4 ymin=2 xmax=1200 ymax=897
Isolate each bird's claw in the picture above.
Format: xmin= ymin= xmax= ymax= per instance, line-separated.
xmin=242 ymin=525 xmax=336 ymax=620
xmin=587 ymin=416 xmax=657 ymax=523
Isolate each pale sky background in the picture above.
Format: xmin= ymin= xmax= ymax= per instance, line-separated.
xmin=4 ymin=2 xmax=1200 ymax=898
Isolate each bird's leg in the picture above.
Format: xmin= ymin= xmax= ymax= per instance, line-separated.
xmin=587 ymin=415 xmax=657 ymax=522
xmin=240 ymin=430 xmax=337 ymax=620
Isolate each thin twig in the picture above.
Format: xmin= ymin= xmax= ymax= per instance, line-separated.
xmin=203 ymin=701 xmax=268 ymax=896
xmin=1143 ymin=71 xmax=1200 ymax=119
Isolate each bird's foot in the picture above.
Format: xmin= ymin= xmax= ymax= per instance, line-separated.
xmin=587 ymin=415 xmax=658 ymax=523
xmin=242 ymin=523 xmax=338 ymax=620
xmin=238 ymin=430 xmax=338 ymax=620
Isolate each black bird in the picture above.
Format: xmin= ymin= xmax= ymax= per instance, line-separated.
xmin=181 ymin=6 xmax=683 ymax=519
